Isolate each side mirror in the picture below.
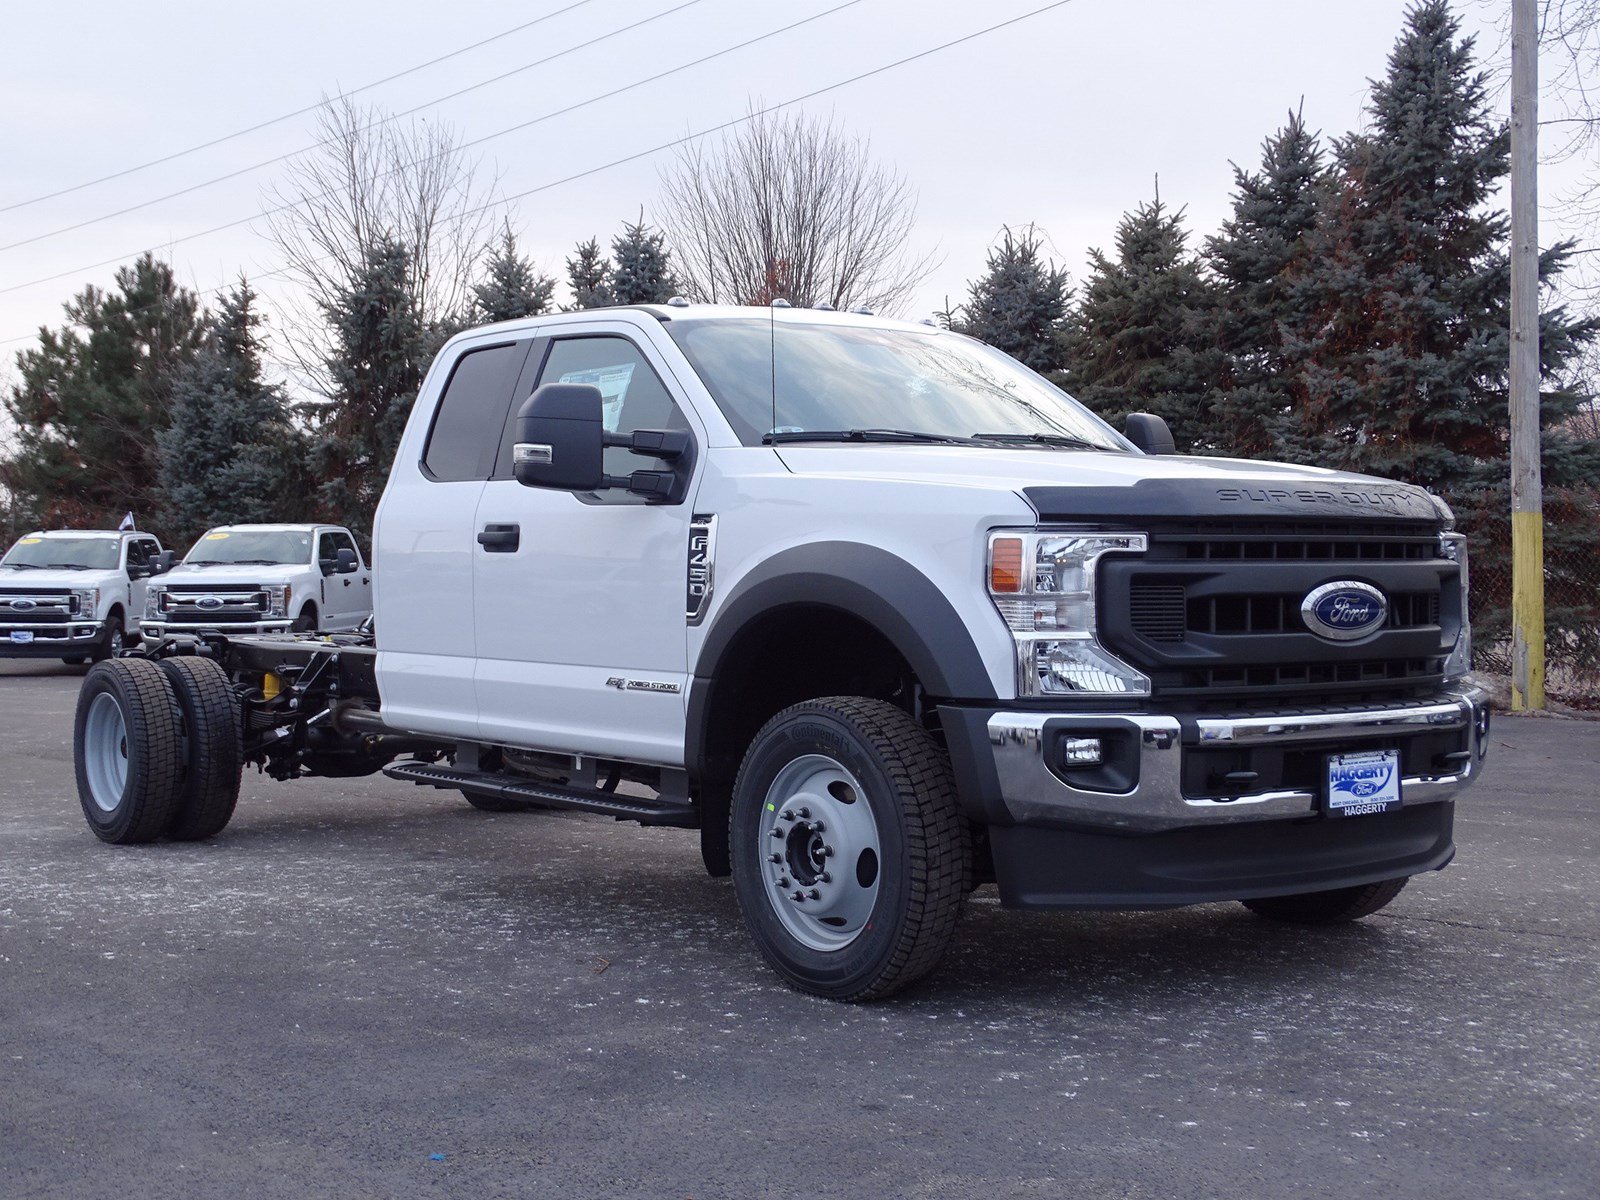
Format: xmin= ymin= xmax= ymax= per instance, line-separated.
xmin=154 ymin=550 xmax=175 ymax=575
xmin=334 ymin=548 xmax=359 ymax=574
xmin=512 ymin=382 xmax=693 ymax=502
xmin=513 ymin=383 xmax=607 ymax=492
xmin=1125 ymin=412 xmax=1177 ymax=455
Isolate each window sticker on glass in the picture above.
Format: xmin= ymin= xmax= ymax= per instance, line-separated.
xmin=558 ymin=363 xmax=635 ymax=432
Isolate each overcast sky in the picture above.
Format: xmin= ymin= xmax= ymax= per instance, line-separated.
xmin=0 ymin=0 xmax=1580 ymax=375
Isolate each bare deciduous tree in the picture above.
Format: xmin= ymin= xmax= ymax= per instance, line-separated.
xmin=261 ymin=95 xmax=500 ymax=392
xmin=657 ymin=107 xmax=935 ymax=314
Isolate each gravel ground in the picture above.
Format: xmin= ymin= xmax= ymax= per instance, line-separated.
xmin=2 ymin=658 xmax=1596 ymax=1199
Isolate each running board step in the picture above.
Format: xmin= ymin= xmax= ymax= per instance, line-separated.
xmin=383 ymin=760 xmax=698 ymax=828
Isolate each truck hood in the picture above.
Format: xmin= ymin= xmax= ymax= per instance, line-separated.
xmin=0 ymin=567 xmax=122 ymax=590
xmin=772 ymin=446 xmax=1443 ymax=524
xmin=161 ymin=563 xmax=305 ymax=586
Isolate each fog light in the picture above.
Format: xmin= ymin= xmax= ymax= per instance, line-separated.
xmin=1059 ymin=737 xmax=1103 ymax=768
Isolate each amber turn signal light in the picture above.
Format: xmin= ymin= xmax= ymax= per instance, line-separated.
xmin=990 ymin=537 xmax=1024 ymax=593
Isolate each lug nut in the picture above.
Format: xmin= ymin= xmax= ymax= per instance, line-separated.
xmin=820 ymin=845 xmax=834 ymax=858
xmin=798 ymin=807 xmax=811 ymax=819
xmin=768 ymin=853 xmax=782 ymax=864
xmin=780 ymin=809 xmax=795 ymax=821
xmin=807 ymin=889 xmax=821 ymax=901
xmin=792 ymin=890 xmax=805 ymax=902
xmin=778 ymin=876 xmax=790 ymax=888
xmin=770 ymin=828 xmax=784 ymax=840
xmin=820 ymin=871 xmax=832 ymax=884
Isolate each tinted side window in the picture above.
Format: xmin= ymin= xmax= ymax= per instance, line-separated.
xmin=423 ymin=342 xmax=528 ymax=482
xmin=125 ymin=539 xmax=150 ymax=567
xmin=325 ymin=530 xmax=360 ymax=567
xmin=535 ymin=336 xmax=689 ymax=491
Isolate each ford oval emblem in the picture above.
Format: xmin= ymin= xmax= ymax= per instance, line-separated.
xmin=10 ymin=598 xmax=35 ymax=611
xmin=196 ymin=596 xmax=224 ymax=611
xmin=1301 ymin=581 xmax=1388 ymax=642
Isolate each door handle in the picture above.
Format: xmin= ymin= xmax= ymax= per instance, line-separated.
xmin=477 ymin=523 xmax=520 ymax=552
xmin=342 ymin=579 xmax=352 ymax=587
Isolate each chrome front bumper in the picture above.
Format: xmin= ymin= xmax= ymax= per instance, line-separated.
xmin=0 ymin=620 xmax=102 ymax=646
xmin=985 ymin=684 xmax=1490 ymax=833
xmin=141 ymin=619 xmax=292 ymax=646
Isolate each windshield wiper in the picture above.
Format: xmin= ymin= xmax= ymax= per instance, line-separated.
xmin=972 ymin=431 xmax=1106 ymax=451
xmin=226 ymin=558 xmax=288 ymax=566
xmin=46 ymin=562 xmax=91 ymax=570
xmin=1 ymin=562 xmax=41 ymax=570
xmin=763 ymin=428 xmax=977 ymax=446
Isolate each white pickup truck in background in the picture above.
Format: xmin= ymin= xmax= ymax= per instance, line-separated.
xmin=1 ymin=529 xmax=166 ymax=663
xmin=140 ymin=523 xmax=371 ymax=647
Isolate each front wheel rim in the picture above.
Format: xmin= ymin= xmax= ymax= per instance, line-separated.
xmin=758 ymin=754 xmax=881 ymax=952
xmin=84 ymin=691 xmax=130 ymax=813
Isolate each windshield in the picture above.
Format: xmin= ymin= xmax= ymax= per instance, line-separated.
xmin=668 ymin=318 xmax=1131 ymax=451
xmin=1 ymin=535 xmax=120 ymax=570
xmin=185 ymin=530 xmax=311 ymax=566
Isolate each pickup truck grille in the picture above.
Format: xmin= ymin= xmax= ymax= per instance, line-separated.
xmin=0 ymin=590 xmax=75 ymax=623
xmin=159 ymin=587 xmax=270 ymax=624
xmin=1099 ymin=523 xmax=1458 ymax=706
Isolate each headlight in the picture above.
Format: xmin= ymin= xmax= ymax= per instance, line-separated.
xmin=1439 ymin=533 xmax=1471 ymax=678
xmin=987 ymin=531 xmax=1150 ymax=697
xmin=71 ymin=587 xmax=99 ymax=617
xmin=265 ymin=584 xmax=291 ymax=618
xmin=144 ymin=587 xmax=164 ymax=619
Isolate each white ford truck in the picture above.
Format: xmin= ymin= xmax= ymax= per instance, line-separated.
xmin=2 ymin=528 xmax=166 ymax=663
xmin=140 ymin=523 xmax=371 ymax=647
xmin=69 ymin=304 xmax=1489 ymax=1000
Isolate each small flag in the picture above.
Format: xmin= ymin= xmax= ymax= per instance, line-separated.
xmin=118 ymin=511 xmax=135 ymax=532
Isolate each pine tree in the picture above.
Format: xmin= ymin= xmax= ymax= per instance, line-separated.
xmin=1 ymin=255 xmax=203 ymax=537
xmin=309 ymin=237 xmax=427 ymax=539
xmin=566 ymin=238 xmax=614 ymax=310
xmin=156 ymin=284 xmax=310 ymax=544
xmin=471 ymin=227 xmax=556 ymax=323
xmin=1204 ymin=110 xmax=1328 ymax=458
xmin=952 ymin=225 xmax=1072 ymax=374
xmin=1284 ymin=0 xmax=1596 ymax=488
xmin=609 ymin=215 xmax=678 ymax=305
xmin=1059 ymin=196 xmax=1220 ymax=451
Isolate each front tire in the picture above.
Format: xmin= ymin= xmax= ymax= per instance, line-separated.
xmin=1241 ymin=877 xmax=1408 ymax=924
xmin=291 ymin=606 xmax=317 ymax=634
xmin=730 ymin=697 xmax=969 ymax=1001
xmin=160 ymin=656 xmax=243 ymax=841
xmin=73 ymin=659 xmax=184 ymax=844
xmin=90 ymin=612 xmax=124 ymax=663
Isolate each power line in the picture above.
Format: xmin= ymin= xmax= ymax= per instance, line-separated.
xmin=0 ymin=1 xmax=863 ymax=296
xmin=0 ymin=0 xmax=1079 ymax=348
xmin=0 ymin=0 xmax=710 ymax=254
xmin=0 ymin=0 xmax=601 ymax=214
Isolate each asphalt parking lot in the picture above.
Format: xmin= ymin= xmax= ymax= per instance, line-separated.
xmin=1 ymin=658 xmax=1596 ymax=1200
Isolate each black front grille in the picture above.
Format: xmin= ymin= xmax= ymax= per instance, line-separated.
xmin=1102 ymin=522 xmax=1461 ymax=705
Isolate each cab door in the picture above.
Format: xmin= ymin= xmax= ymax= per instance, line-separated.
xmin=472 ymin=323 xmax=704 ymax=764
xmin=373 ymin=336 xmax=532 ymax=740
xmin=315 ymin=529 xmax=369 ymax=629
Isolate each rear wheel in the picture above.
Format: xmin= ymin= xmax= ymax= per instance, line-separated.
xmin=160 ymin=656 xmax=244 ymax=841
xmin=730 ymin=697 xmax=969 ymax=1001
xmin=1241 ymin=877 xmax=1408 ymax=924
xmin=73 ymin=659 xmax=183 ymax=844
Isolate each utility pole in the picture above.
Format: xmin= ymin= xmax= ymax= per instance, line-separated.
xmin=1509 ymin=0 xmax=1544 ymax=711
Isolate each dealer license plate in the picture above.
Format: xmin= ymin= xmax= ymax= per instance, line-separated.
xmin=9 ymin=631 xmax=34 ymax=644
xmin=1325 ymin=749 xmax=1402 ymax=817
